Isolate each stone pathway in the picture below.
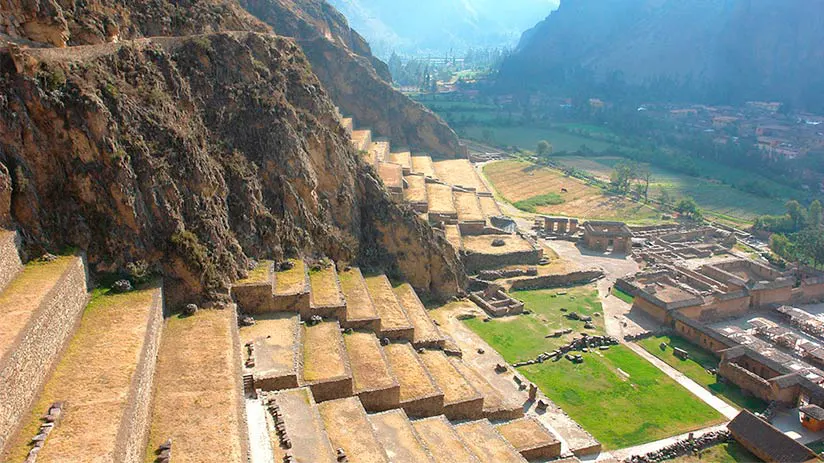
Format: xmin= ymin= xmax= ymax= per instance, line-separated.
xmin=246 ymin=398 xmax=275 ymax=463
xmin=626 ymin=343 xmax=739 ymax=420
xmin=592 ymin=423 xmax=731 ymax=462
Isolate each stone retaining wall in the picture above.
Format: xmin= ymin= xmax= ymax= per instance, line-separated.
xmin=719 ymin=362 xmax=772 ymax=402
xmin=232 ymin=282 xmax=274 ymax=314
xmin=443 ymin=396 xmax=484 ymax=421
xmin=0 ymin=231 xmax=21 ymax=292
xmin=230 ymin=306 xmax=250 ymax=463
xmin=308 ymin=377 xmax=354 ymax=403
xmin=0 ymin=255 xmax=89 ymax=454
xmin=400 ymin=393 xmax=445 ymax=418
xmin=463 ymin=249 xmax=543 ymax=275
xmin=508 ymin=270 xmax=604 ymax=291
xmin=114 ymin=284 xmax=164 ymax=463
xmin=359 ymin=384 xmax=401 ymax=412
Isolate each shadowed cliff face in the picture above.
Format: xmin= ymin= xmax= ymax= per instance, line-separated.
xmin=0 ymin=32 xmax=466 ymax=303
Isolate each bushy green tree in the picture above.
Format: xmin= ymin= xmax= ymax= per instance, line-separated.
xmin=675 ymin=197 xmax=702 ymax=220
xmin=537 ymin=140 xmax=553 ymax=156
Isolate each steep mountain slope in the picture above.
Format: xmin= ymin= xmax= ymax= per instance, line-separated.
xmin=239 ymin=0 xmax=464 ymax=156
xmin=0 ymin=27 xmax=465 ymax=300
xmin=500 ymin=0 xmax=824 ymax=110
xmin=326 ymin=0 xmax=559 ymax=56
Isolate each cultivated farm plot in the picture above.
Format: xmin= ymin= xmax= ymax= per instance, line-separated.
xmin=483 ymin=160 xmax=660 ymax=223
xmin=464 ymin=287 xmax=724 ymax=450
xmin=460 ymin=125 xmax=617 ymax=153
xmin=557 ymin=156 xmax=787 ymax=223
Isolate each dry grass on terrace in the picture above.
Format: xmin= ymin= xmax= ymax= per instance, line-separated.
xmin=426 ymin=184 xmax=456 ymax=214
xmin=433 ymin=159 xmax=489 ymax=193
xmin=236 ymin=260 xmax=271 ymax=285
xmin=496 ymin=418 xmax=557 ymax=453
xmin=5 ymin=285 xmax=159 ymax=463
xmin=384 ymin=343 xmax=440 ymax=402
xmin=0 ymin=255 xmax=78 ymax=361
xmin=403 ymin=175 xmax=427 ymax=203
xmin=455 ymin=191 xmax=485 ymax=222
xmin=309 ymin=265 xmax=342 ymax=306
xmin=393 ymin=283 xmax=442 ymax=344
xmin=274 ymin=259 xmax=305 ymax=295
xmin=319 ymin=398 xmax=389 ymax=463
xmin=444 ymin=225 xmax=463 ymax=250
xmin=338 ymin=268 xmax=379 ymax=321
xmin=303 ymin=321 xmax=347 ymax=382
xmin=364 ymin=275 xmax=412 ymax=331
xmin=450 ymin=358 xmax=509 ymax=412
xmin=455 ymin=421 xmax=525 ymax=463
xmin=413 ymin=416 xmax=480 ymax=463
xmin=344 ymin=331 xmax=396 ymax=392
xmin=462 ymin=234 xmax=534 ymax=255
xmin=479 ymin=195 xmax=502 ymax=218
xmin=411 ymin=156 xmax=436 ymax=177
xmin=370 ymin=141 xmax=391 ymax=162
xmin=418 ymin=350 xmax=478 ymax=404
xmin=388 ymin=151 xmax=412 ymax=170
xmin=369 ymin=410 xmax=433 ymax=462
xmin=145 ymin=309 xmax=243 ymax=463
xmin=238 ymin=312 xmax=298 ymax=378
xmin=378 ymin=162 xmax=404 ymax=189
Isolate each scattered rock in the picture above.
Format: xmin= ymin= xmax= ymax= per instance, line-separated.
xmin=278 ymin=261 xmax=294 ymax=271
xmin=491 ymin=239 xmax=506 ymax=247
xmin=240 ymin=315 xmax=255 ymax=327
xmin=112 ymin=279 xmax=132 ymax=293
xmin=39 ymin=253 xmax=58 ymax=262
xmin=183 ymin=303 xmax=198 ymax=316
xmin=380 ymin=337 xmax=390 ymax=346
xmin=477 ymin=348 xmax=485 ymax=354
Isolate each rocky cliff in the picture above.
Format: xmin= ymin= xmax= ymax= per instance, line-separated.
xmin=500 ymin=0 xmax=824 ymax=110
xmin=0 ymin=30 xmax=465 ymax=302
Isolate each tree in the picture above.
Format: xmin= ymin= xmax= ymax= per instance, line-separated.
xmin=536 ymin=140 xmax=553 ymax=156
xmin=809 ymin=200 xmax=823 ymax=229
xmin=638 ymin=167 xmax=652 ymax=202
xmin=610 ymin=161 xmax=636 ymax=194
xmin=659 ymin=188 xmax=674 ymax=211
xmin=786 ymin=200 xmax=807 ymax=231
xmin=675 ymin=197 xmax=702 ymax=221
xmin=482 ymin=129 xmax=495 ymax=143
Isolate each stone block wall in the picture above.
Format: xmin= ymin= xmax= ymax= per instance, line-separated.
xmin=0 ymin=231 xmax=21 ymax=292
xmin=232 ymin=283 xmax=274 ymax=314
xmin=673 ymin=319 xmax=735 ymax=354
xmin=273 ymin=292 xmax=310 ymax=312
xmin=443 ymin=396 xmax=484 ymax=421
xmin=400 ymin=393 xmax=445 ymax=418
xmin=462 ymin=249 xmax=543 ymax=275
xmin=0 ymin=255 xmax=89 ymax=454
xmin=358 ymin=384 xmax=400 ymax=412
xmin=229 ymin=306 xmax=250 ymax=463
xmin=718 ymin=362 xmax=773 ymax=402
xmin=308 ymin=377 xmax=354 ymax=403
xmin=508 ymin=270 xmax=604 ymax=291
xmin=114 ymin=284 xmax=164 ymax=463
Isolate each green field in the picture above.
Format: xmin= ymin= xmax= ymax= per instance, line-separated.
xmin=556 ymin=155 xmax=787 ymax=224
xmin=638 ymin=335 xmax=767 ymax=413
xmin=611 ymin=287 xmax=635 ymax=304
xmin=668 ymin=441 xmax=759 ymax=463
xmin=464 ymin=287 xmax=725 ymax=449
xmin=460 ymin=125 xmax=617 ymax=153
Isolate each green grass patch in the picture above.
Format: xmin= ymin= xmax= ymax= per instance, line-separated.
xmin=806 ymin=440 xmax=824 ymax=456
xmin=460 ymin=125 xmax=617 ymax=153
xmin=513 ymin=193 xmax=565 ymax=213
xmin=669 ymin=441 xmax=759 ymax=463
xmin=464 ymin=287 xmax=723 ymax=449
xmin=637 ymin=335 xmax=767 ymax=413
xmin=520 ymin=345 xmax=724 ymax=449
xmin=611 ymin=287 xmax=635 ymax=304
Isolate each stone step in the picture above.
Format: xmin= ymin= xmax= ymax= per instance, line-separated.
xmin=364 ymin=275 xmax=415 ymax=341
xmin=0 ymin=230 xmax=22 ymax=292
xmin=388 ymin=151 xmax=412 ymax=174
xmin=317 ymin=397 xmax=389 ymax=463
xmin=417 ymin=349 xmax=484 ymax=420
xmin=145 ymin=308 xmax=247 ymax=462
xmin=403 ymin=175 xmax=429 ymax=213
xmin=411 ymin=155 xmax=437 ymax=178
xmin=352 ymin=129 xmax=373 ymax=152
xmin=449 ymin=358 xmax=524 ymax=421
xmin=239 ymin=312 xmax=301 ymax=391
xmin=411 ymin=415 xmax=480 ymax=463
xmin=382 ymin=342 xmax=444 ymax=418
xmin=0 ymin=254 xmax=89 ymax=454
xmin=496 ymin=417 xmax=562 ymax=461
xmin=301 ymin=320 xmax=353 ymax=402
xmin=392 ymin=283 xmax=444 ymax=348
xmin=454 ymin=420 xmax=528 ymax=463
xmin=342 ymin=331 xmax=399 ymax=412
xmin=3 ymin=283 xmax=163 ymax=463
xmin=308 ymin=263 xmax=346 ymax=320
xmin=269 ymin=387 xmax=336 ymax=463
xmin=273 ymin=259 xmax=310 ymax=312
xmin=337 ymin=268 xmax=380 ymax=331
xmin=368 ymin=409 xmax=434 ymax=463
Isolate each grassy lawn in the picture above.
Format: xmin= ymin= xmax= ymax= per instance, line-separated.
xmin=667 ymin=441 xmax=759 ymax=462
xmin=513 ymin=193 xmax=565 ymax=213
xmin=807 ymin=440 xmax=824 ymax=456
xmin=611 ymin=287 xmax=635 ymax=304
xmin=464 ymin=286 xmax=603 ymax=362
xmin=464 ymin=286 xmax=724 ymax=449
xmin=638 ymin=335 xmax=767 ymax=413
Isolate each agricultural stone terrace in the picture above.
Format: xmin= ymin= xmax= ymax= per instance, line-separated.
xmin=496 ymin=417 xmax=562 ymax=461
xmin=364 ymin=274 xmax=415 ymax=340
xmin=338 ymin=267 xmax=381 ymax=330
xmin=411 ymin=155 xmax=437 ymax=178
xmin=301 ymin=320 xmax=353 ymax=402
xmin=417 ymin=349 xmax=484 ymax=420
xmin=427 ymin=183 xmax=458 ymax=219
xmin=412 ymin=415 xmax=481 ymax=463
xmin=455 ymin=190 xmax=486 ymax=223
xmin=383 ymin=341 xmax=444 ymax=417
xmin=266 ymin=387 xmax=336 ymax=463
xmin=274 ymin=259 xmax=307 ymax=295
xmin=4 ymin=284 xmax=163 ymax=462
xmin=454 ymin=420 xmax=528 ymax=463
xmin=392 ymin=282 xmax=446 ymax=347
xmin=343 ymin=330 xmax=400 ymax=411
xmin=239 ymin=312 xmax=300 ymax=390
xmin=318 ymin=397 xmax=390 ymax=463
xmin=433 ymin=159 xmax=489 ymax=193
xmin=368 ymin=409 xmax=434 ymax=463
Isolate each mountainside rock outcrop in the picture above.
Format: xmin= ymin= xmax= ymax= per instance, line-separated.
xmin=500 ymin=0 xmax=824 ymax=111
xmin=0 ymin=32 xmax=466 ymax=303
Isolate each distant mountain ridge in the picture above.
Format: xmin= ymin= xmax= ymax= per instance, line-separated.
xmin=327 ymin=0 xmax=558 ymax=57
xmin=500 ymin=0 xmax=824 ymax=111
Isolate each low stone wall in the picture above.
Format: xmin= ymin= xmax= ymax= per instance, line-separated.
xmin=115 ymin=284 xmax=165 ymax=463
xmin=463 ymin=249 xmax=543 ymax=275
xmin=521 ymin=440 xmax=562 ymax=461
xmin=508 ymin=270 xmax=604 ymax=291
xmin=229 ymin=306 xmax=250 ymax=463
xmin=718 ymin=362 xmax=773 ymax=402
xmin=232 ymin=283 xmax=274 ymax=314
xmin=400 ymin=393 xmax=444 ymax=418
xmin=484 ymin=406 xmax=526 ymax=421
xmin=272 ymin=292 xmax=310 ymax=312
xmin=459 ymin=222 xmax=486 ymax=236
xmin=477 ymin=267 xmax=538 ymax=281
xmin=0 ymin=255 xmax=89 ymax=454
xmin=0 ymin=231 xmax=21 ymax=292
xmin=358 ymin=384 xmax=400 ymax=412
xmin=444 ymin=396 xmax=485 ymax=421
xmin=308 ymin=377 xmax=354 ymax=403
